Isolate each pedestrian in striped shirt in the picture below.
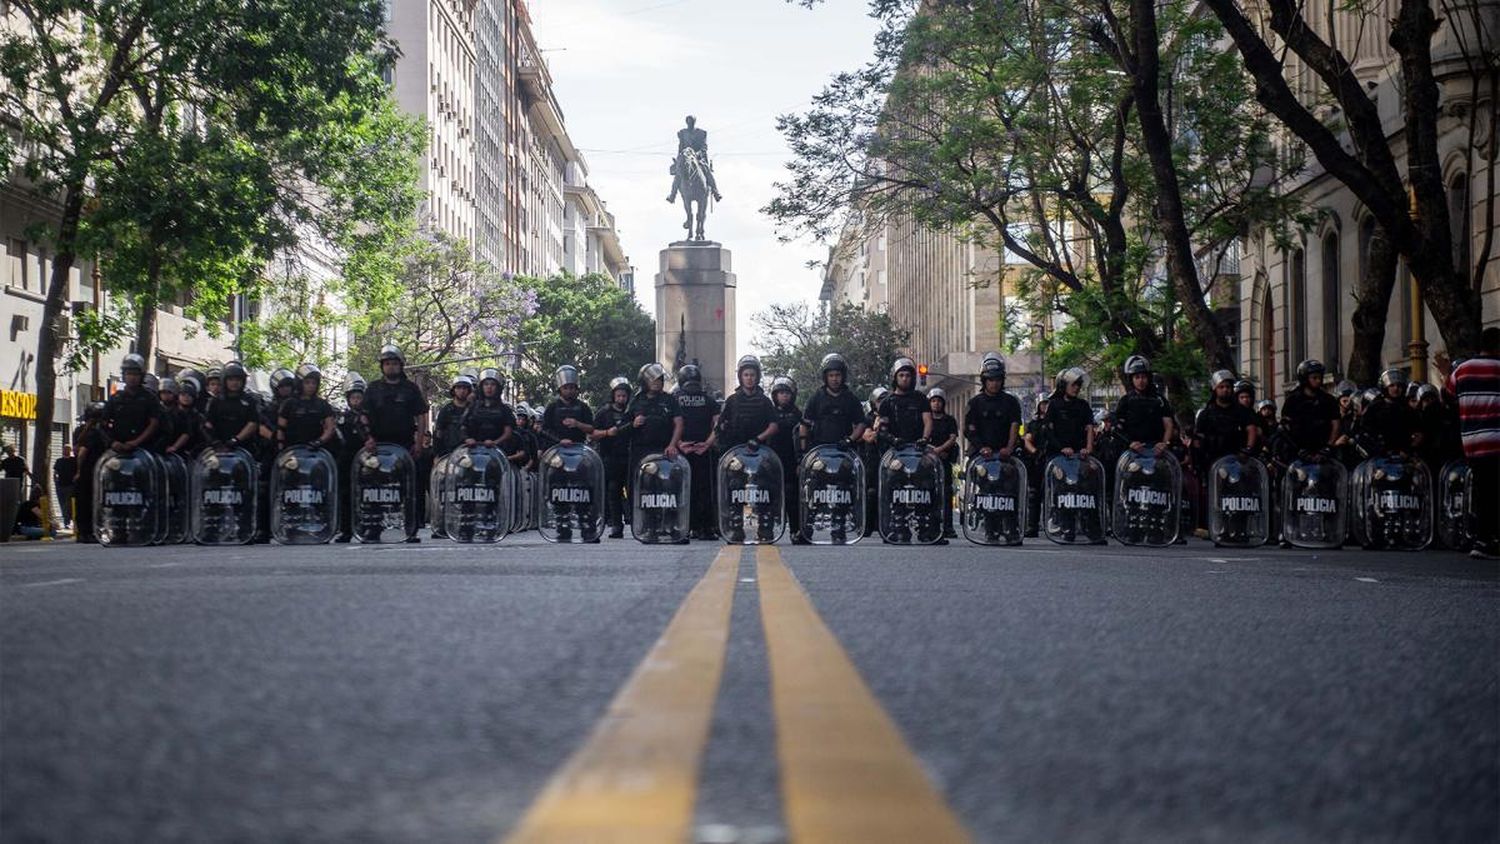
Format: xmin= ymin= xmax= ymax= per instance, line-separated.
xmin=1452 ymin=327 xmax=1500 ymax=559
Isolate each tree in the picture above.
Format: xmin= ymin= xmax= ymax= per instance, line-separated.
xmin=512 ymin=273 xmax=655 ymax=407
xmin=753 ymin=301 xmax=912 ymax=401
xmin=1197 ymin=0 xmax=1495 ymax=379
xmin=348 ymin=227 xmax=537 ymax=398
xmin=769 ymin=0 xmax=1305 ymax=392
xmin=0 ymin=0 xmax=422 ymax=504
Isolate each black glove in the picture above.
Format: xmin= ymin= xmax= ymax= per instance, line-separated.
xmin=746 ymin=440 xmax=759 ymax=450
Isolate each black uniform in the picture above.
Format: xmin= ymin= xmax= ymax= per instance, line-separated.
xmin=102 ymin=386 xmax=163 ymax=450
xmin=802 ymin=388 xmax=864 ymax=445
xmin=432 ymin=401 xmax=469 ymax=456
xmin=1194 ymin=400 xmax=1258 ymax=465
xmin=335 ymin=406 xmax=366 ymax=541
xmin=280 ymin=396 xmax=337 ymax=448
xmin=770 ymin=399 xmax=803 ymax=538
xmin=540 ymin=398 xmax=595 ymax=449
xmin=204 ymin=390 xmax=261 ymax=447
xmin=675 ymin=387 xmax=719 ymax=537
xmin=964 ymin=391 xmax=1022 ymax=455
xmin=1280 ymin=389 xmax=1341 ymax=456
xmin=877 ymin=391 xmax=928 ymax=444
xmin=362 ymin=377 xmax=429 ymax=449
xmin=930 ymin=411 xmax=960 ymax=534
xmin=1043 ymin=394 xmax=1102 ymax=539
xmin=1358 ymin=395 xmax=1420 ymax=457
xmin=593 ymin=401 xmax=633 ymax=533
xmin=717 ymin=388 xmax=778 ymax=541
xmin=74 ymin=423 xmax=109 ymax=542
xmin=1113 ymin=390 xmax=1174 ymax=448
xmin=627 ymin=391 xmax=683 ymax=533
xmin=462 ymin=397 xmax=517 ymax=444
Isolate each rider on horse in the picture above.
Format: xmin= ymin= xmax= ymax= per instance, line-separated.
xmin=667 ymin=115 xmax=723 ymax=203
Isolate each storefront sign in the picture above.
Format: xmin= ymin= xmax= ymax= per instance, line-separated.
xmin=1 ymin=389 xmax=38 ymax=421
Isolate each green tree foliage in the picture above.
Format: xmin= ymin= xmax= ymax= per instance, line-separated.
xmin=347 ymin=228 xmax=537 ymax=398
xmin=0 ymin=0 xmax=422 ymax=499
xmin=512 ymin=273 xmax=656 ymax=408
xmin=769 ymin=0 xmax=1306 ymax=404
xmin=753 ymin=302 xmax=913 ymax=402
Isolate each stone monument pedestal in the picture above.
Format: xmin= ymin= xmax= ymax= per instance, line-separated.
xmin=656 ymin=241 xmax=736 ymax=392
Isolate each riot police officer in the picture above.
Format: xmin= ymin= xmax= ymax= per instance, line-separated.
xmin=715 ymin=355 xmax=780 ymax=543
xmin=362 ymin=346 xmax=429 ymax=455
xmin=768 ymin=376 xmax=803 ymax=542
xmin=103 ymin=354 xmax=163 ymax=455
xmin=877 ymin=358 xmax=937 ymax=544
xmin=1043 ymin=367 xmax=1103 ymax=543
xmin=1113 ymin=355 xmax=1176 ymax=457
xmin=626 ymin=362 xmax=685 ymax=483
xmin=673 ymin=364 xmax=720 ymax=539
xmin=964 ymin=354 xmax=1023 ymax=542
xmin=1022 ymin=395 xmax=1051 ymax=536
xmin=1358 ymin=368 xmax=1422 ymax=458
xmin=433 ymin=373 xmax=474 ymax=458
xmin=540 ymin=365 xmax=595 ymax=447
xmin=860 ymin=386 xmax=891 ymax=537
xmin=204 ymin=361 xmax=261 ymax=450
xmin=167 ymin=378 xmax=206 ymax=458
xmin=462 ymin=369 xmax=517 ymax=449
xmin=1278 ymin=360 xmax=1342 ymax=546
xmin=73 ymin=402 xmax=108 ymax=543
xmin=278 ymin=364 xmax=338 ymax=450
xmin=591 ymin=376 xmax=634 ymax=538
xmin=334 ymin=373 xmax=367 ymax=542
xmin=1234 ymin=380 xmax=1256 ymax=411
xmin=927 ymin=388 xmax=960 ymax=539
xmin=800 ymin=355 xmax=866 ymax=543
xmin=1195 ymin=370 xmax=1262 ymax=542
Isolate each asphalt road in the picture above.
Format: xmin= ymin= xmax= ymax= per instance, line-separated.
xmin=2 ymin=535 xmax=1495 ymax=843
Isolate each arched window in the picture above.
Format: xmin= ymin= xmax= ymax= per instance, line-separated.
xmin=1321 ymin=231 xmax=1341 ymax=370
xmin=1449 ymin=172 xmax=1470 ymax=283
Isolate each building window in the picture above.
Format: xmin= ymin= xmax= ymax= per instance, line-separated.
xmin=6 ymin=239 xmax=26 ymax=289
xmin=1449 ymin=172 xmax=1470 ymax=281
xmin=1286 ymin=247 xmax=1306 ymax=370
xmin=1321 ymin=232 xmax=1340 ymax=371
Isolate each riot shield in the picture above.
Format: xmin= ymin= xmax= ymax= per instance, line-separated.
xmin=1206 ymin=454 xmax=1270 ymax=547
xmin=1436 ymin=460 xmax=1473 ymax=551
xmin=539 ymin=444 xmax=605 ymax=543
xmin=190 ymin=446 xmax=259 ymax=545
xmin=798 ymin=444 xmax=865 ymax=545
xmin=1041 ymin=454 xmax=1108 ymax=545
xmin=94 ymin=449 xmax=166 ymax=547
xmin=1280 ymin=458 xmax=1348 ymax=549
xmin=717 ymin=445 xmax=785 ymax=544
xmin=443 ymin=446 xmax=511 ymax=543
xmin=428 ymin=453 xmax=453 ymax=540
xmin=877 ymin=443 xmax=945 ymax=545
xmin=961 ymin=454 xmax=1028 ymax=546
xmin=351 ymin=443 xmax=417 ymax=543
xmin=632 ymin=453 xmax=691 ymax=544
xmin=160 ymin=452 xmax=191 ymax=544
xmin=270 ymin=445 xmax=339 ymax=545
xmin=1112 ymin=450 xmax=1183 ymax=547
xmin=1351 ymin=455 xmax=1433 ymax=551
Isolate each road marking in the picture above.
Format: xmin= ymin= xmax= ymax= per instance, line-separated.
xmin=502 ymin=546 xmax=740 ymax=844
xmin=20 ymin=578 xmax=84 ymax=588
xmin=1355 ymin=577 xmax=1380 ymax=583
xmin=148 ymin=562 xmax=181 ymax=569
xmin=757 ymin=546 xmax=971 ymax=843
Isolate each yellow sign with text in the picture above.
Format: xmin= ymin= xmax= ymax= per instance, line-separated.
xmin=1 ymin=389 xmax=38 ymax=421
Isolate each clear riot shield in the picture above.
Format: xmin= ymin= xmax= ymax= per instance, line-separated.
xmin=1351 ymin=455 xmax=1433 ymax=551
xmin=443 ymin=446 xmax=511 ymax=543
xmin=160 ymin=452 xmax=191 ymax=544
xmin=1042 ymin=454 xmax=1108 ymax=545
xmin=1112 ymin=450 xmax=1183 ymax=547
xmin=94 ymin=449 xmax=165 ymax=546
xmin=428 ymin=453 xmax=453 ymax=539
xmin=351 ymin=443 xmax=417 ymax=543
xmin=961 ymin=454 xmax=1028 ymax=546
xmin=1206 ymin=454 xmax=1270 ymax=547
xmin=632 ymin=453 xmax=691 ymax=544
xmin=1281 ymin=458 xmax=1348 ymax=549
xmin=522 ymin=470 xmax=539 ymax=532
xmin=799 ymin=444 xmax=865 ymax=545
xmin=539 ymin=444 xmax=605 ymax=543
xmin=1436 ymin=460 xmax=1473 ymax=551
xmin=190 ymin=446 xmax=258 ymax=545
xmin=270 ymin=445 xmax=339 ymax=545
xmin=717 ymin=445 xmax=785 ymax=545
xmin=877 ymin=444 xmax=945 ymax=545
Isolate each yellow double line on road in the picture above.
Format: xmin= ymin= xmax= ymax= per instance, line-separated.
xmin=503 ymin=546 xmax=970 ymax=843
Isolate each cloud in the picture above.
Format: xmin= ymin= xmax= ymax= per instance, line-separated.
xmin=529 ymin=0 xmax=710 ymax=75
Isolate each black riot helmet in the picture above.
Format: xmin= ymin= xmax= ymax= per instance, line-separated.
xmin=677 ymin=364 xmax=702 ymax=389
xmin=1295 ymin=359 xmax=1326 ymax=386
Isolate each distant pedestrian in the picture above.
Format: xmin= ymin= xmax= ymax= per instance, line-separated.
xmin=2 ymin=444 xmax=33 ymax=496
xmin=1451 ymin=326 xmax=1500 ymax=560
xmin=53 ymin=445 xmax=77 ymax=529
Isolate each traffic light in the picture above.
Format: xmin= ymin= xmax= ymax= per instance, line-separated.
xmin=917 ymin=363 xmax=929 ymax=386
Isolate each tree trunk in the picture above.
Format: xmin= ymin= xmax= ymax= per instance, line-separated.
xmin=1346 ymin=223 xmax=1399 ymax=385
xmin=1128 ymin=0 xmax=1237 ymax=374
xmin=29 ymin=186 xmax=86 ymax=504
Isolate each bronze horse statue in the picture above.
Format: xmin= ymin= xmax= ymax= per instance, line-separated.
xmin=668 ymin=148 xmax=712 ymax=241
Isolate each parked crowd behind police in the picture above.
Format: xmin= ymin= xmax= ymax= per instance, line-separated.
xmin=67 ymin=328 xmax=1498 ymax=557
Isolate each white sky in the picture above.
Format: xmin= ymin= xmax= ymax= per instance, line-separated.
xmin=528 ymin=0 xmax=881 ymax=356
